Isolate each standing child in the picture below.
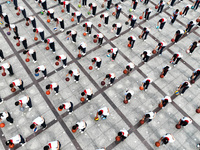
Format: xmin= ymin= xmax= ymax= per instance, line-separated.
xmin=115 ymin=4 xmax=122 ymax=19
xmin=0 ymin=13 xmax=10 ymax=25
xmin=158 ymin=133 xmax=175 ymax=145
xmin=171 ymin=9 xmax=179 ymax=24
xmin=0 ymin=49 xmax=5 ymax=62
xmin=79 ymin=0 xmax=87 ymax=7
xmin=78 ymin=42 xmax=87 ymax=56
xmin=72 ymin=120 xmax=87 ymax=133
xmin=186 ymin=41 xmax=198 ymax=55
xmin=95 ymin=107 xmax=110 ymax=120
xmin=71 ymin=11 xmax=82 ymax=24
xmin=15 ymin=95 xmax=32 ymax=111
xmin=0 ymin=111 xmax=14 ymax=125
xmin=47 ymin=8 xmax=55 ymax=21
xmin=43 ymin=141 xmax=61 ymax=150
xmin=177 ymin=117 xmax=192 ymax=127
xmin=172 ymin=29 xmax=184 ymax=44
xmin=157 ymin=18 xmax=167 ymax=31
xmin=142 ymin=8 xmax=152 ymax=21
xmin=124 ymin=89 xmax=134 ymax=102
xmin=132 ymin=0 xmax=138 ymax=11
xmin=38 ymin=0 xmax=48 ymax=12
xmin=160 ymin=96 xmax=172 ymax=108
xmin=128 ymin=36 xmax=136 ymax=49
xmin=125 ymin=62 xmax=135 ymax=74
xmin=33 ymin=27 xmax=45 ymax=42
xmin=30 ymin=116 xmax=47 ymax=132
xmin=161 ymin=65 xmax=171 ymax=77
xmin=177 ymin=81 xmax=191 ymax=95
xmin=142 ymin=111 xmax=156 ymax=122
xmin=181 ymin=5 xmax=190 ymax=17
xmin=185 ymin=21 xmax=195 ymax=34
xmin=83 ymin=22 xmax=93 ymax=36
xmin=154 ymin=41 xmax=167 ymax=55
xmin=100 ymin=13 xmax=109 ymax=26
xmin=14 ymin=36 xmax=28 ymax=50
xmin=88 ymin=3 xmax=97 ymax=17
xmin=139 ymin=27 xmax=150 ymax=41
xmin=157 ymin=0 xmax=165 ymax=13
xmin=141 ymin=50 xmax=152 ymax=63
xmin=10 ymin=79 xmax=24 ymax=91
xmin=127 ymin=15 xmax=137 ymax=30
xmin=54 ymin=17 xmax=64 ymax=32
xmin=189 ymin=68 xmax=200 ymax=81
xmin=61 ymin=1 xmax=70 ymax=14
xmin=168 ymin=0 xmax=176 ymax=8
xmin=5 ymin=134 xmax=26 ymax=147
xmin=26 ymin=16 xmax=37 ymax=29
xmin=58 ymin=101 xmax=73 ymax=114
xmin=93 ymin=33 xmax=104 ymax=46
xmin=5 ymin=24 xmax=19 ymax=37
xmin=15 ymin=6 xmax=27 ymax=19
xmin=118 ymin=129 xmax=129 ymax=141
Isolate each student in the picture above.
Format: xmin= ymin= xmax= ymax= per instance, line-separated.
xmin=55 ymin=55 xmax=67 ymax=68
xmin=142 ymin=111 xmax=156 ymax=122
xmin=5 ymin=24 xmax=19 ymax=37
xmin=160 ymin=96 xmax=172 ymax=108
xmin=112 ymin=23 xmax=122 ymax=37
xmin=46 ymin=83 xmax=59 ymax=95
xmin=72 ymin=120 xmax=87 ymax=133
xmin=26 ymin=16 xmax=37 ymax=29
xmin=143 ymin=0 xmax=150 ymax=5
xmin=128 ymin=36 xmax=136 ymax=49
xmin=30 ymin=116 xmax=47 ymax=132
xmin=95 ymin=107 xmax=110 ymax=120
xmin=177 ymin=81 xmax=191 ymax=95
xmin=127 ymin=15 xmax=137 ymax=30
xmin=107 ymin=48 xmax=118 ymax=61
xmin=35 ymin=65 xmax=47 ymax=79
xmin=93 ymin=33 xmax=104 ymax=46
xmin=181 ymin=4 xmax=190 ymax=17
xmin=106 ymin=0 xmax=112 ymax=10
xmin=141 ymin=50 xmax=152 ymax=63
xmin=0 ymin=62 xmax=14 ymax=76
xmin=78 ymin=42 xmax=87 ymax=56
xmin=91 ymin=57 xmax=102 ymax=70
xmin=0 ymin=49 xmax=5 ymax=62
xmin=5 ymin=134 xmax=26 ymax=147
xmin=168 ymin=0 xmax=176 ymax=7
xmin=115 ymin=4 xmax=122 ymax=19
xmin=88 ymin=3 xmax=97 ymax=17
xmin=79 ymin=0 xmax=87 ymax=7
xmin=140 ymin=27 xmax=150 ymax=41
xmin=185 ymin=21 xmax=195 ymax=34
xmin=0 ymin=13 xmax=10 ymax=25
xmin=141 ymin=78 xmax=153 ymax=91
xmin=161 ymin=65 xmax=171 ymax=77
xmin=66 ymin=30 xmax=77 ymax=43
xmin=100 ymin=13 xmax=109 ymax=26
xmin=157 ymin=18 xmax=167 ymax=31
xmin=124 ymin=89 xmax=134 ymax=102
xmin=103 ymin=73 xmax=116 ymax=86
xmin=142 ymin=8 xmax=152 ymax=21
xmin=33 ymin=27 xmax=45 ymax=42
xmin=125 ymin=62 xmax=135 ymax=74
xmin=58 ymin=101 xmax=73 ymax=114
xmin=23 ymin=49 xmax=37 ymax=63
xmin=132 ymin=0 xmax=138 ymax=11
xmin=187 ymin=41 xmax=198 ymax=54
xmin=71 ymin=11 xmax=82 ymax=24
xmin=38 ymin=0 xmax=47 ymax=12
xmin=15 ymin=6 xmax=27 ymax=19
xmin=54 ymin=17 xmax=64 ymax=32
xmin=83 ymin=22 xmax=93 ymax=36
xmin=192 ymin=0 xmax=200 ymax=10
xmin=47 ymin=8 xmax=54 ymax=21
xmin=43 ymin=141 xmax=61 ymax=150
xmin=118 ymin=129 xmax=129 ymax=141
xmin=189 ymin=68 xmax=200 ymax=81
xmin=15 ymin=95 xmax=32 ymax=111
xmin=172 ymin=29 xmax=184 ymax=43
xmin=154 ymin=41 xmax=167 ymax=55
xmin=66 ymin=69 xmax=80 ymax=83
xmin=44 ymin=38 xmax=55 ymax=53
xmin=177 ymin=117 xmax=192 ymax=127
xmin=81 ymin=88 xmax=93 ymax=102
xmin=158 ymin=133 xmax=175 ymax=145
xmin=171 ymin=9 xmax=179 ymax=24
xmin=14 ymin=36 xmax=28 ymax=50
xmin=170 ymin=52 xmax=183 ymax=66
xmin=0 ymin=111 xmax=14 ymax=125
xmin=157 ymin=0 xmax=165 ymax=13
xmin=61 ymin=1 xmax=70 ymax=14
xmin=10 ymin=79 xmax=24 ymax=91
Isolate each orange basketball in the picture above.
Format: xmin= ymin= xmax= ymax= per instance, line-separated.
xmin=46 ymin=46 xmax=49 ymax=50
xmin=171 ymin=38 xmax=175 ymax=42
xmin=101 ymin=81 xmax=105 ymax=86
xmin=138 ymin=35 xmax=142 ymax=39
xmin=123 ymin=69 xmax=127 ymax=74
xmin=16 ymin=12 xmax=20 ymax=16
xmin=46 ymin=91 xmax=50 ymax=95
xmin=55 ymin=62 xmax=59 ymax=66
xmin=127 ymin=44 xmax=131 ymax=47
xmin=72 ymin=128 xmax=77 ymax=133
xmin=78 ymin=54 xmax=82 ymax=58
xmin=152 ymin=50 xmax=157 ymax=54
xmin=191 ymin=79 xmax=195 ymax=84
xmin=123 ymin=100 xmax=128 ymax=104
xmin=196 ymin=108 xmax=200 ymax=113
xmin=196 ymin=19 xmax=200 ymax=22
xmin=158 ymin=103 xmax=163 ymax=108
xmin=160 ymin=74 xmax=164 ymax=78
xmin=80 ymin=97 xmax=85 ymax=102
xmin=112 ymin=12 xmax=116 ymax=16
xmin=98 ymin=23 xmax=101 ymax=27
xmin=176 ymin=124 xmax=181 ymax=129
xmin=58 ymin=107 xmax=62 ymax=111
xmin=2 ymin=72 xmax=6 ymax=76
xmin=93 ymin=39 xmax=97 ymax=43
xmin=139 ymin=86 xmax=144 ymax=90
xmin=155 ymin=5 xmax=158 ymax=9
xmin=25 ymin=58 xmax=30 ymax=62
xmin=71 ymin=18 xmax=74 ymax=22
xmin=61 ymin=9 xmax=65 ymax=13
xmin=83 ymin=32 xmax=87 ymax=36
xmin=16 ymin=42 xmax=20 ymax=46
xmin=34 ymin=37 xmax=38 ymax=41
xmin=0 ymin=123 xmax=5 ymax=128
xmin=155 ymin=142 xmax=160 ymax=147
xmin=140 ymin=119 xmax=145 ymax=125
xmin=47 ymin=19 xmax=50 ymax=23
xmin=139 ymin=16 xmax=143 ymax=20
xmin=65 ymin=77 xmax=70 ymax=82
xmin=179 ymin=11 xmax=183 ymax=15
xmin=89 ymin=66 xmax=93 ymax=70
xmin=115 ymin=136 xmax=121 ymax=141
xmin=9 ymin=144 xmax=14 ymax=148
xmin=11 ymin=88 xmax=16 ymax=92
xmin=26 ymin=22 xmax=29 ymax=26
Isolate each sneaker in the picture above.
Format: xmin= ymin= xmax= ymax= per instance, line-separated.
xmin=42 ymin=126 xmax=47 ymax=130
xmin=44 ymin=77 xmax=47 ymax=79
xmin=131 ymin=48 xmax=134 ymax=50
xmin=97 ymin=68 xmax=100 ymax=70
xmin=188 ymin=77 xmax=191 ymax=80
xmin=175 ymin=42 xmax=177 ymax=44
xmin=115 ymin=34 xmax=119 ymax=37
xmin=41 ymin=40 xmax=44 ymax=42
xmin=110 ymin=84 xmax=112 ymax=86
xmin=76 ymin=81 xmax=78 ymax=83
xmin=111 ymin=59 xmax=114 ymax=62
xmin=53 ymin=52 xmax=56 ymax=54
xmin=1 ymin=59 xmax=5 ymax=62
xmin=69 ymin=112 xmax=72 ymax=115
xmin=33 ymin=60 xmax=37 ymax=63
xmin=9 ymin=123 xmax=13 ymax=125
xmin=72 ymin=41 xmax=75 ymax=43
xmin=159 ymin=29 xmax=162 ymax=31
xmin=25 ymin=106 xmax=29 ymax=108
xmin=106 ymin=8 xmax=109 ymax=10
xmin=86 ymin=98 xmax=88 ymax=100
xmin=74 ymin=80 xmax=76 ymax=82
xmin=63 ymin=65 xmax=67 ymax=68
xmin=104 ymin=24 xmax=107 ymax=26
xmin=131 ymin=28 xmax=133 ymax=30
xmin=88 ymin=100 xmax=91 ymax=103
xmin=92 ymin=15 xmax=94 ymax=17
xmin=173 ymin=64 xmax=176 ymax=67
xmin=81 ymin=131 xmax=84 ymax=134
xmin=181 ymin=93 xmax=183 ymax=96
xmin=159 ymin=54 xmax=162 ymax=56
xmin=144 ymin=40 xmax=146 ymax=42
xmin=77 ymin=23 xmax=79 ymax=25
xmin=144 ymin=89 xmax=147 ymax=91
xmin=55 ymin=93 xmax=58 ymax=96
xmin=129 ymin=26 xmax=132 ymax=28
xmin=60 ymin=29 xmax=64 ymax=32
xmin=29 ymin=108 xmax=32 ymax=111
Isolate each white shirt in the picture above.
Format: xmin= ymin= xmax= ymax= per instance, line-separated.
xmin=48 ymin=9 xmax=54 ymax=14
xmin=18 ymin=6 xmax=25 ymax=10
xmin=80 ymin=42 xmax=87 ymax=48
xmin=176 ymin=52 xmax=183 ymax=58
xmin=162 ymin=96 xmax=172 ymax=102
xmin=10 ymin=135 xmax=21 ymax=144
xmin=63 ymin=1 xmax=70 ymax=5
xmin=72 ymin=69 xmax=79 ymax=76
xmin=57 ymin=17 xmax=63 ymax=22
xmin=75 ymin=11 xmax=81 ymax=16
xmin=33 ymin=117 xmax=44 ymax=125
xmin=109 ymin=73 xmax=115 ymax=78
xmin=77 ymin=121 xmax=86 ymax=130
xmin=144 ymin=50 xmax=152 ymax=56
xmin=159 ymin=1 xmax=165 ymax=5
xmin=84 ymin=89 xmax=92 ymax=95
xmin=0 ymin=112 xmax=8 ymax=120
xmin=63 ymin=102 xmax=71 ymax=109
xmin=163 ymin=65 xmax=171 ymax=71
xmin=48 ymin=141 xmax=58 ymax=149
xmin=146 ymin=8 xmax=152 ymax=13
xmin=91 ymin=3 xmax=97 ymax=7
xmin=182 ymin=117 xmax=192 ymax=124
xmin=160 ymin=41 xmax=167 ymax=47
xmin=102 ymin=13 xmax=109 ymax=17
xmin=36 ymin=27 xmax=44 ymax=32
xmin=10 ymin=24 xmax=16 ymax=29
xmin=59 ymin=55 xmax=66 ymax=60
xmin=145 ymin=111 xmax=155 ymax=119
xmin=130 ymin=15 xmax=137 ymax=20
xmin=116 ymin=5 xmax=122 ymax=10
xmin=98 ymin=107 xmax=109 ymax=116
xmin=19 ymin=96 xmax=29 ymax=104
xmin=179 ymin=30 xmax=184 ymax=35
xmin=120 ymin=129 xmax=128 ymax=137
xmin=1 ymin=63 xmax=10 ymax=69
xmin=47 ymin=38 xmax=54 ymax=43
xmin=19 ymin=37 xmax=26 ymax=41
xmin=182 ymin=81 xmax=191 ymax=87
xmin=130 ymin=36 xmax=136 ymax=40
xmin=94 ymin=57 xmax=101 ymax=62
xmin=162 ymin=134 xmax=175 ymax=143
xmin=40 ymin=0 xmax=46 ymax=3
xmin=85 ymin=22 xmax=92 ymax=27
xmin=126 ymin=62 xmax=134 ymax=69
xmin=71 ymin=30 xmax=76 ymax=35
xmin=125 ymin=90 xmax=134 ymax=96
xmin=28 ymin=49 xmax=35 ymax=55
xmin=111 ymin=48 xmax=118 ymax=54
xmin=143 ymin=78 xmax=152 ymax=83
xmin=116 ymin=23 xmax=122 ymax=28
xmin=29 ymin=16 xmax=35 ymax=21
xmin=97 ymin=33 xmax=104 ymax=38
xmin=13 ymin=79 xmax=21 ymax=86
xmin=2 ymin=13 xmax=7 ymax=17
xmin=51 ymin=83 xmax=57 ymax=88
xmin=38 ymin=65 xmax=46 ymax=71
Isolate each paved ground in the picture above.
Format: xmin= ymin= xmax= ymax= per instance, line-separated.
xmin=0 ymin=0 xmax=200 ymax=150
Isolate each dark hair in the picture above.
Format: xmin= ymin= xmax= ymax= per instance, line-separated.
xmin=33 ymin=29 xmax=36 ymax=32
xmin=145 ymin=80 xmax=150 ymax=84
xmin=44 ymin=39 xmax=47 ymax=43
xmin=35 ymin=68 xmax=39 ymax=73
xmin=162 ymin=138 xmax=169 ymax=145
xmin=82 ymin=24 xmax=86 ymax=27
xmin=91 ymin=58 xmax=96 ymax=62
xmin=30 ymin=124 xmax=35 ymax=129
xmin=81 ymin=92 xmax=85 ymax=96
xmin=105 ymin=74 xmax=110 ymax=78
xmin=107 ymin=50 xmax=111 ymax=53
xmin=66 ymin=31 xmax=71 ymax=35
xmin=180 ymin=120 xmax=188 ymax=126
xmin=72 ymin=124 xmax=78 ymax=130
xmin=100 ymin=14 xmax=104 ymax=18
xmin=23 ymin=50 xmax=28 ymax=54
xmin=60 ymin=2 xmax=64 ymax=5
xmin=5 ymin=24 xmax=9 ymax=27
xmin=68 ymin=70 xmax=73 ymax=74
xmin=15 ymin=101 xmax=20 ymax=106
xmin=71 ymin=13 xmax=75 ymax=16
xmin=78 ymin=46 xmax=82 ymax=50
xmin=126 ymin=66 xmax=130 ymax=70
xmin=10 ymin=83 xmax=14 ymax=88
xmin=189 ymin=21 xmax=193 ymax=24
xmin=128 ymin=15 xmax=132 ymax=18
xmin=118 ymin=132 xmax=122 ymax=136
xmin=44 ymin=146 xmax=50 ymax=150
xmin=59 ymin=105 xmax=64 ymax=109
xmin=5 ymin=140 xmax=12 ymax=146
xmin=146 ymin=8 xmax=149 ymax=12
xmin=115 ymin=4 xmax=118 ymax=7
xmin=128 ymin=37 xmax=132 ymax=41
xmin=47 ymin=12 xmax=50 ymax=16
xmin=26 ymin=18 xmax=29 ymax=21
xmin=175 ymin=9 xmax=179 ymax=12
xmin=143 ymin=51 xmax=147 ymax=55
xmin=46 ymin=84 xmax=51 ymax=90
xmin=15 ymin=6 xmax=18 ymax=10
xmin=98 ymin=110 xmax=103 ymax=115
xmin=143 ymin=27 xmax=147 ymax=31
xmin=158 ymin=43 xmax=162 ymax=46
xmin=88 ymin=3 xmax=92 ymax=7
xmin=55 ymin=56 xmax=60 ymax=60
xmin=145 ymin=114 xmax=150 ymax=118
xmin=93 ymin=35 xmax=97 ymax=38
xmin=54 ymin=18 xmax=58 ymax=21
xmin=126 ymin=93 xmax=132 ymax=100
xmin=112 ymin=24 xmax=116 ymax=28
xmin=0 ymin=67 xmax=2 ymax=70
xmin=13 ymin=36 xmax=19 ymax=40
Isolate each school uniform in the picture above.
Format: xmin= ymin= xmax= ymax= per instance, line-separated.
xmin=145 ymin=111 xmax=155 ymax=122
xmin=84 ymin=89 xmax=93 ymax=100
xmin=174 ymin=30 xmax=184 ymax=43
xmin=47 ymin=141 xmax=61 ymax=150
xmin=62 ymin=102 xmax=73 ymax=112
xmin=194 ymin=0 xmax=200 ymax=10
xmin=0 ymin=49 xmax=5 ymax=61
xmin=108 ymin=73 xmax=116 ymax=84
xmin=79 ymin=42 xmax=87 ymax=55
xmin=47 ymin=9 xmax=54 ymax=20
xmin=101 ymin=13 xmax=109 ymax=25
xmin=180 ymin=117 xmax=192 ymax=126
xmin=182 ymin=5 xmax=190 ymax=16
xmin=27 ymin=49 xmax=37 ymax=62
xmin=28 ymin=16 xmax=36 ymax=29
xmin=157 ymin=1 xmax=165 ymax=13
xmin=171 ymin=52 xmax=182 ymax=65
xmin=18 ymin=37 xmax=28 ymax=50
xmin=143 ymin=78 xmax=152 ymax=90
xmin=13 ymin=0 xmax=18 ymax=8
xmin=98 ymin=107 xmax=109 ymax=118
xmin=0 ymin=111 xmax=13 ymax=124
xmin=157 ymin=41 xmax=167 ymax=54
xmin=56 ymin=17 xmax=64 ymax=31
xmin=12 ymin=79 xmax=24 ymax=90
xmin=186 ymin=21 xmax=195 ymax=33
xmin=144 ymin=8 xmax=152 ymax=20
xmin=158 ymin=18 xmax=167 ymax=30
xmin=128 ymin=36 xmax=136 ymax=49
xmin=142 ymin=27 xmax=150 ymax=40
xmin=115 ymin=23 xmax=122 ymax=36
xmin=81 ymin=0 xmax=87 ymax=6
xmin=110 ymin=48 xmax=118 ymax=61
xmin=161 ymin=96 xmax=172 ymax=107
xmin=37 ymin=65 xmax=47 ymax=77
xmin=126 ymin=62 xmax=134 ymax=72
xmin=1 ymin=63 xmax=14 ymax=75
xmin=162 ymin=65 xmax=171 ymax=76
xmin=50 ymin=83 xmax=59 ymax=94
xmin=106 ymin=0 xmax=112 ymax=9
xmin=76 ymin=121 xmax=87 ymax=132
xmin=179 ymin=81 xmax=191 ymax=94
xmin=144 ymin=0 xmax=150 ymax=4
xmin=39 ymin=0 xmax=47 ymax=12
xmin=9 ymin=24 xmax=19 ymax=37
xmin=32 ymin=116 xmax=46 ymax=129
xmin=18 ymin=6 xmax=26 ymax=19
xmin=169 ymin=0 xmax=176 ymax=7
xmin=190 ymin=68 xmax=200 ymax=81
xmin=1 ymin=13 xmax=10 ymax=25
xmin=63 ymin=1 xmax=70 ymax=14
xmin=142 ymin=50 xmax=152 ymax=62
xmin=68 ymin=30 xmax=77 ymax=43
xmin=9 ymin=134 xmax=25 ymax=145
xmin=96 ymin=33 xmax=104 ymax=46
xmin=93 ymin=57 xmax=102 ymax=69
xmin=119 ymin=129 xmax=128 ymax=141
xmin=90 ymin=3 xmax=97 ymax=16
xmin=72 ymin=69 xmax=80 ymax=82
xmin=58 ymin=55 xmax=67 ymax=67
xmin=162 ymin=134 xmax=175 ymax=144
xmin=171 ymin=11 xmax=179 ymax=24
xmin=115 ymin=5 xmax=122 ymax=19
xmin=74 ymin=11 xmax=82 ymax=23
xmin=47 ymin=38 xmax=55 ymax=52
xmin=125 ymin=89 xmax=134 ymax=101
xmin=18 ymin=96 xmax=32 ymax=109
xmin=35 ymin=27 xmax=45 ymax=41
xmin=132 ymin=0 xmax=138 ymax=10
xmin=85 ymin=22 xmax=93 ymax=35
xmin=129 ymin=15 xmax=137 ymax=29
xmin=0 ymin=5 xmax=2 ymax=16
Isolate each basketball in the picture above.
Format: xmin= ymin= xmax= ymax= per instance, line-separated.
xmin=139 ymin=16 xmax=143 ymax=20
xmin=34 ymin=37 xmax=38 ymax=41
xmin=140 ymin=119 xmax=145 ymax=125
xmin=196 ymin=108 xmax=200 ymax=113
xmin=46 ymin=46 xmax=49 ymax=50
xmin=123 ymin=69 xmax=127 ymax=74
xmin=179 ymin=11 xmax=183 ymax=15
xmin=16 ymin=42 xmax=20 ymax=46
xmin=158 ymin=103 xmax=163 ymax=108
xmin=0 ymin=123 xmax=5 ymax=128
xmin=83 ymin=32 xmax=87 ymax=36
xmin=61 ymin=9 xmax=65 ymax=13
xmin=196 ymin=19 xmax=200 ymax=22
xmin=78 ymin=54 xmax=82 ymax=58
xmin=175 ymin=91 xmax=179 ymax=95
xmin=152 ymin=50 xmax=157 ymax=54
xmin=112 ymin=12 xmax=116 ymax=16
xmin=115 ymin=136 xmax=121 ymax=141
xmin=65 ymin=77 xmax=70 ymax=81
xmin=155 ymin=5 xmax=158 ymax=9
xmin=2 ymin=72 xmax=6 ymax=76
xmin=101 ymin=3 xmax=104 ymax=8
xmin=26 ymin=22 xmax=29 ymax=26
xmin=55 ymin=62 xmax=59 ymax=66
xmin=94 ymin=117 xmax=99 ymax=121
xmin=16 ymin=12 xmax=20 ymax=16
xmin=78 ymin=4 xmax=81 ymax=8
xmin=35 ymin=73 xmax=39 ymax=77
xmin=11 ymin=88 xmax=16 ymax=92
xmin=176 ymin=124 xmax=181 ymax=129
xmin=155 ymin=142 xmax=160 ymax=147
xmin=171 ymin=38 xmax=175 ymax=42
xmin=101 ymin=81 xmax=105 ymax=86
xmin=123 ymin=100 xmax=128 ymax=104
xmin=125 ymin=21 xmax=129 ymax=25
xmin=191 ymin=79 xmax=195 ymax=84
xmin=98 ymin=23 xmax=101 ymax=27
xmin=138 ymin=35 xmax=142 ymax=39
xmin=47 ymin=19 xmax=50 ymax=23
xmin=160 ymin=74 xmax=164 ymax=78
xmin=93 ymin=39 xmax=97 ymax=43
xmin=128 ymin=44 xmax=131 ymax=47
xmin=41 ymin=11 xmax=44 ymax=15
xmin=71 ymin=18 xmax=74 ymax=22
xmin=46 ymin=91 xmax=50 ymax=95
xmin=58 ymin=107 xmax=62 ymax=111
xmin=9 ymin=144 xmax=14 ymax=148
xmin=89 ymin=66 xmax=93 ymax=70
xmin=72 ymin=128 xmax=77 ymax=133
xmin=80 ymin=97 xmax=85 ymax=102
xmin=25 ymin=58 xmax=30 ymax=62
xmin=139 ymin=86 xmax=144 ymax=90
xmin=88 ymin=11 xmax=91 ymax=15
xmin=7 ymin=32 xmax=11 ymax=35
